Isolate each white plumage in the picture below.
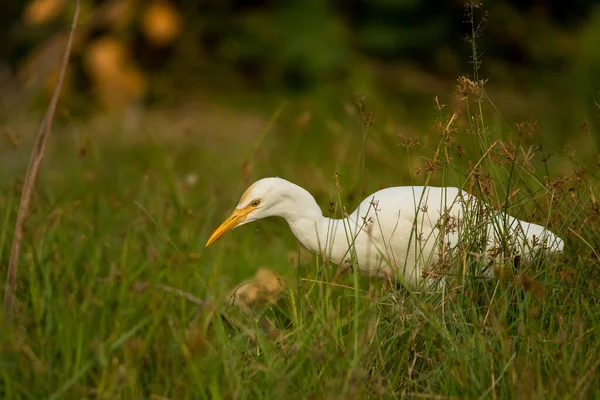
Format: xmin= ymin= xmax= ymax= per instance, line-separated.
xmin=206 ymin=177 xmax=564 ymax=287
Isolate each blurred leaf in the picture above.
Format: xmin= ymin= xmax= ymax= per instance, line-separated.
xmin=23 ymin=0 xmax=66 ymax=26
xmin=83 ymin=37 xmax=147 ymax=109
xmin=141 ymin=0 xmax=182 ymax=47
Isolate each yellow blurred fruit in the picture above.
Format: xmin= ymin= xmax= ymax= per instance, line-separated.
xmin=141 ymin=0 xmax=182 ymax=47
xmin=23 ymin=0 xmax=66 ymax=25
xmin=84 ymin=37 xmax=126 ymax=79
xmin=83 ymin=37 xmax=147 ymax=109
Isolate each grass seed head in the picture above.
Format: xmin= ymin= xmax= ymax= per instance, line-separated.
xmin=456 ymin=76 xmax=487 ymax=99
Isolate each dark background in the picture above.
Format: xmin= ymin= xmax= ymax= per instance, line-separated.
xmin=1 ymin=0 xmax=599 ymax=146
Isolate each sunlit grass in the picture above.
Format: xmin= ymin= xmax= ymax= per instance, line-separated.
xmin=0 ymin=87 xmax=599 ymax=399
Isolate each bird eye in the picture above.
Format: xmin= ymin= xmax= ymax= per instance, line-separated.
xmin=251 ymin=199 xmax=261 ymax=207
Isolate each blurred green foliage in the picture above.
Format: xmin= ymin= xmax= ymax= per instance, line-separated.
xmin=1 ymin=3 xmax=600 ymax=398
xmin=1 ymin=0 xmax=598 ymax=95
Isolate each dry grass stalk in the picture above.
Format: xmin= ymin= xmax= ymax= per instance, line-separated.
xmin=150 ymin=282 xmax=206 ymax=307
xmin=3 ymin=0 xmax=80 ymax=320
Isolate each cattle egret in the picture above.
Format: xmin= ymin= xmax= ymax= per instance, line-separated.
xmin=206 ymin=177 xmax=564 ymax=287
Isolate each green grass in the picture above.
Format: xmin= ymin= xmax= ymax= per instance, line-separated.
xmin=0 ymin=86 xmax=599 ymax=399
xmin=3 ymin=2 xmax=600 ymax=396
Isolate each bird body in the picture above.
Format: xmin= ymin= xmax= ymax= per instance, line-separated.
xmin=206 ymin=178 xmax=564 ymax=287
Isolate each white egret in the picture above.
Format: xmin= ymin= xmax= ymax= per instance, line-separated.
xmin=206 ymin=177 xmax=564 ymax=287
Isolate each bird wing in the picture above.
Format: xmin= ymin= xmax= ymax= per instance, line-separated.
xmin=344 ymin=186 xmax=463 ymax=276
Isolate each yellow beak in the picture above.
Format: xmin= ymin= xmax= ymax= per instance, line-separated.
xmin=205 ymin=206 xmax=254 ymax=247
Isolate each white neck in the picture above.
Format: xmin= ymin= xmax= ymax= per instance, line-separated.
xmin=274 ymin=182 xmax=353 ymax=264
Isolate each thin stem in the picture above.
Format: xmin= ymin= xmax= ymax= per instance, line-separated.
xmin=3 ymin=0 xmax=81 ymax=320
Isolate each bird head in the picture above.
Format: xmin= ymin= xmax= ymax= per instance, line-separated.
xmin=205 ymin=178 xmax=291 ymax=247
